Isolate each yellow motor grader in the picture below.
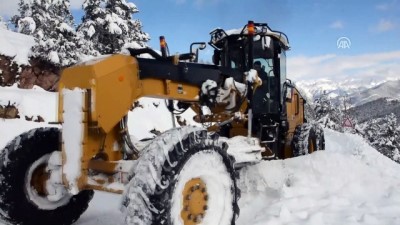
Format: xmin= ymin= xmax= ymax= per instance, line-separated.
xmin=0 ymin=21 xmax=324 ymax=225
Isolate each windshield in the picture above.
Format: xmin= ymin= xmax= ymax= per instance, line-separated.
xmin=253 ymin=39 xmax=280 ymax=114
xmin=219 ymin=36 xmax=283 ymax=115
xmin=252 ymin=57 xmax=279 ymax=115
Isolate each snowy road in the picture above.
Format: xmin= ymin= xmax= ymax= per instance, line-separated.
xmin=75 ymin=192 xmax=124 ymax=225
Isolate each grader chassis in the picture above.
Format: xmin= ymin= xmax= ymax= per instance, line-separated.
xmin=0 ymin=21 xmax=324 ymax=225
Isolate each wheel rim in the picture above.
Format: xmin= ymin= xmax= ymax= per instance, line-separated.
xmin=30 ymin=164 xmax=49 ymax=197
xmin=181 ymin=178 xmax=208 ymax=225
xmin=308 ymin=138 xmax=315 ymax=154
xmin=171 ymin=151 xmax=234 ymax=225
xmin=25 ymin=153 xmax=71 ymax=210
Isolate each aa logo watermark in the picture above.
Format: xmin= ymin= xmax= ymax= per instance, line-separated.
xmin=337 ymin=37 xmax=351 ymax=49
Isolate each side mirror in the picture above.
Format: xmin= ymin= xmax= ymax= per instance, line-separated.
xmin=212 ymin=50 xmax=221 ymax=65
xmin=190 ymin=42 xmax=207 ymax=63
xmin=286 ymin=86 xmax=293 ymax=102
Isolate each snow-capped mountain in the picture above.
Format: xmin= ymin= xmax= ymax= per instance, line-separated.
xmin=348 ymin=79 xmax=400 ymax=107
xmin=297 ymin=77 xmax=400 ymax=107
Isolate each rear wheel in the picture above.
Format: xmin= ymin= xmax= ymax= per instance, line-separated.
xmin=313 ymin=123 xmax=325 ymax=150
xmin=0 ymin=128 xmax=93 ymax=225
xmin=122 ymin=127 xmax=239 ymax=225
xmin=292 ymin=124 xmax=317 ymax=156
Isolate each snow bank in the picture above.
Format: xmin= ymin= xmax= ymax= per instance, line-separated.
xmin=0 ymin=27 xmax=35 ymax=65
xmin=0 ymin=86 xmax=58 ymax=150
xmin=0 ymin=84 xmax=58 ymax=122
xmin=77 ymin=128 xmax=400 ymax=225
xmin=237 ymin=129 xmax=400 ymax=225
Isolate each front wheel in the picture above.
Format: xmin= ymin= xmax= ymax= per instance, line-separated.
xmin=122 ymin=127 xmax=239 ymax=225
xmin=0 ymin=128 xmax=93 ymax=225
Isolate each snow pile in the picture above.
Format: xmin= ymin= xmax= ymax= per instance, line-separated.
xmin=0 ymin=85 xmax=57 ymax=150
xmin=222 ymin=136 xmax=263 ymax=167
xmin=237 ymin=129 xmax=400 ymax=225
xmin=0 ymin=27 xmax=35 ymax=65
xmin=0 ymin=84 xmax=57 ymax=121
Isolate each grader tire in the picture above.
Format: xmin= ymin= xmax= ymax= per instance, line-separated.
xmin=313 ymin=123 xmax=325 ymax=151
xmin=0 ymin=128 xmax=93 ymax=225
xmin=292 ymin=124 xmax=318 ymax=157
xmin=122 ymin=127 xmax=239 ymax=225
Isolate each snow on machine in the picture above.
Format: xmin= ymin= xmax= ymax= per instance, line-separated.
xmin=0 ymin=21 xmax=324 ymax=225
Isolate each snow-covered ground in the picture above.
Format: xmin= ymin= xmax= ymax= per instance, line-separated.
xmin=75 ymin=129 xmax=400 ymax=225
xmin=1 ymin=86 xmax=400 ymax=225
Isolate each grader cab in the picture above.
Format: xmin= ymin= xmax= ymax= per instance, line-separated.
xmin=0 ymin=21 xmax=324 ymax=225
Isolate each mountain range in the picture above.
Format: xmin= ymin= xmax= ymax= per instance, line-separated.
xmin=297 ymin=77 xmax=400 ymax=108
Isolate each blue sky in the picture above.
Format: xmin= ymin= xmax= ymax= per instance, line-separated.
xmin=103 ymin=0 xmax=399 ymax=58
xmin=65 ymin=0 xmax=400 ymax=57
xmin=1 ymin=0 xmax=399 ymax=81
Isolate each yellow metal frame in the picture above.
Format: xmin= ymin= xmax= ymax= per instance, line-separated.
xmin=58 ymin=54 xmax=305 ymax=193
xmin=283 ymin=88 xmax=305 ymax=158
xmin=58 ymin=54 xmax=215 ymax=193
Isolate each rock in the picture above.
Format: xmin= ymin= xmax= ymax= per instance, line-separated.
xmin=34 ymin=115 xmax=45 ymax=122
xmin=36 ymin=70 xmax=59 ymax=91
xmin=0 ymin=55 xmax=19 ymax=86
xmin=19 ymin=66 xmax=37 ymax=89
xmin=1 ymin=54 xmax=61 ymax=91
xmin=25 ymin=115 xmax=33 ymax=121
xmin=30 ymin=58 xmax=60 ymax=91
xmin=0 ymin=103 xmax=19 ymax=119
xmin=20 ymin=58 xmax=61 ymax=91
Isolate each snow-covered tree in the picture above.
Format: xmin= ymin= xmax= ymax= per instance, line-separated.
xmin=76 ymin=0 xmax=104 ymax=56
xmin=11 ymin=0 xmax=37 ymax=34
xmin=13 ymin=0 xmax=80 ymax=66
xmin=79 ymin=0 xmax=149 ymax=54
xmin=358 ymin=113 xmax=400 ymax=162
xmin=0 ymin=16 xmax=8 ymax=30
xmin=314 ymin=91 xmax=343 ymax=131
xmin=103 ymin=0 xmax=149 ymax=53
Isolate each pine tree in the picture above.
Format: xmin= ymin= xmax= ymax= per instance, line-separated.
xmin=81 ymin=0 xmax=149 ymax=54
xmin=11 ymin=0 xmax=38 ymax=34
xmin=13 ymin=0 xmax=80 ymax=66
xmin=107 ymin=0 xmax=149 ymax=48
xmin=78 ymin=0 xmax=149 ymax=55
xmin=76 ymin=0 xmax=104 ymax=56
